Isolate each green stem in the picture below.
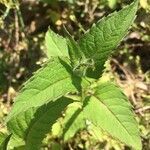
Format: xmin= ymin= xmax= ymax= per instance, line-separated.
xmin=2 ymin=7 xmax=10 ymax=20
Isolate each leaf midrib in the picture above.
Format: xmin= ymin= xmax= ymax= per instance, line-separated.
xmin=7 ymin=75 xmax=74 ymax=122
xmin=79 ymin=4 xmax=135 ymax=60
xmin=18 ymin=75 xmax=72 ymax=104
xmin=93 ymin=95 xmax=134 ymax=143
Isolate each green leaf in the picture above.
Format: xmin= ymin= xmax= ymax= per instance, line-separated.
xmin=64 ymin=28 xmax=84 ymax=67
xmin=61 ymin=102 xmax=86 ymax=140
xmin=6 ymin=58 xmax=84 ymax=122
xmin=107 ymin=0 xmax=117 ymax=9
xmin=7 ymin=135 xmax=25 ymax=150
xmin=0 ymin=133 xmax=11 ymax=150
xmin=45 ymin=28 xmax=69 ymax=58
xmin=7 ymin=97 xmax=73 ymax=150
xmin=0 ymin=133 xmax=6 ymax=145
xmin=83 ymin=82 xmax=142 ymax=150
xmin=78 ymin=0 xmax=138 ymax=78
xmin=60 ymin=81 xmax=141 ymax=149
xmin=65 ymin=29 xmax=92 ymax=77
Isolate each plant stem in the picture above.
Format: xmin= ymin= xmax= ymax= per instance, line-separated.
xmin=13 ymin=0 xmax=25 ymax=30
xmin=2 ymin=7 xmax=10 ymax=20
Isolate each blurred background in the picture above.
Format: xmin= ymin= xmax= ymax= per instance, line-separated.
xmin=0 ymin=0 xmax=149 ymax=149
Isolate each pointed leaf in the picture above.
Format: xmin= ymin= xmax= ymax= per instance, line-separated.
xmin=78 ymin=0 xmax=138 ymax=78
xmin=64 ymin=28 xmax=84 ymax=67
xmin=83 ymin=82 xmax=142 ymax=150
xmin=7 ymin=97 xmax=73 ymax=150
xmin=45 ymin=28 xmax=69 ymax=58
xmin=67 ymin=37 xmax=89 ymax=77
xmin=6 ymin=58 xmax=84 ymax=122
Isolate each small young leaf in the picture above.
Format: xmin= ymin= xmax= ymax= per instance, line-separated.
xmin=78 ymin=0 xmax=138 ymax=78
xmin=64 ymin=28 xmax=84 ymax=67
xmin=64 ymin=28 xmax=91 ymax=77
xmin=45 ymin=28 xmax=69 ymax=58
xmin=83 ymin=82 xmax=142 ymax=150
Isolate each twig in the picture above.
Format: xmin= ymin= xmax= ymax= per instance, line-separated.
xmin=13 ymin=0 xmax=25 ymax=30
xmin=14 ymin=9 xmax=19 ymax=50
xmin=68 ymin=143 xmax=74 ymax=150
xmin=135 ymin=106 xmax=150 ymax=114
xmin=111 ymin=58 xmax=135 ymax=80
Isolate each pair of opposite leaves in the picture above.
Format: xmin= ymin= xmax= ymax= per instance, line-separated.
xmin=6 ymin=1 xmax=142 ymax=150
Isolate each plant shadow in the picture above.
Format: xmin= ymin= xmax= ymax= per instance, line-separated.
xmin=62 ymin=97 xmax=90 ymax=138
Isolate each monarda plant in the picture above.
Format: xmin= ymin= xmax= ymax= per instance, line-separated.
xmin=0 ymin=0 xmax=142 ymax=150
